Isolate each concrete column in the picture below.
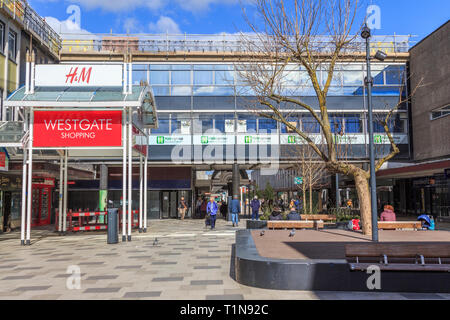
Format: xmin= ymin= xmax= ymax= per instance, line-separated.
xmin=232 ymin=164 xmax=240 ymax=199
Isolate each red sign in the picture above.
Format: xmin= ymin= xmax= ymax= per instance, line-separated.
xmin=33 ymin=110 xmax=123 ymax=147
xmin=65 ymin=66 xmax=92 ymax=85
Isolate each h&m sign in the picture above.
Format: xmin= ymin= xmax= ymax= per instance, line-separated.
xmin=35 ymin=64 xmax=123 ymax=87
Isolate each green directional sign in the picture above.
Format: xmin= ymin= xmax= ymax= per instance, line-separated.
xmin=244 ymin=136 xmax=252 ymax=144
xmin=288 ymin=136 xmax=297 ymax=144
xmin=201 ymin=136 xmax=209 ymax=144
xmin=294 ymin=177 xmax=303 ymax=185
xmin=156 ymin=136 xmax=165 ymax=144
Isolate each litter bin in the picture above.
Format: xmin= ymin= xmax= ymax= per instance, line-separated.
xmin=107 ymin=208 xmax=119 ymax=244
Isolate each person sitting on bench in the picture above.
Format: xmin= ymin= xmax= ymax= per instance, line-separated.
xmin=269 ymin=206 xmax=283 ymax=221
xmin=380 ymin=205 xmax=396 ymax=222
xmin=287 ymin=207 xmax=301 ymax=221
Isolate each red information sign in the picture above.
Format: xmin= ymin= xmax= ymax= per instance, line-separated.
xmin=33 ymin=110 xmax=123 ymax=147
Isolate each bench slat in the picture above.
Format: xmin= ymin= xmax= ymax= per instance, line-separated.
xmin=378 ymin=221 xmax=422 ymax=230
xmin=345 ymin=243 xmax=450 ymax=258
xmin=267 ymin=221 xmax=324 ymax=229
xmin=349 ymin=263 xmax=450 ymax=272
xmin=300 ymin=215 xmax=336 ymax=221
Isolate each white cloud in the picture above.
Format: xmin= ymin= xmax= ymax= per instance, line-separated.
xmin=35 ymin=0 xmax=248 ymax=13
xmin=45 ymin=16 xmax=95 ymax=40
xmin=149 ymin=16 xmax=181 ymax=34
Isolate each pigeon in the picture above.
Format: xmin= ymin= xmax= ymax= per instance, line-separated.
xmin=289 ymin=228 xmax=296 ymax=237
xmin=260 ymin=230 xmax=265 ymax=236
xmin=153 ymin=238 xmax=159 ymax=246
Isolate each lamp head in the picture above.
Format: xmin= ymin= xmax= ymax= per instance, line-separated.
xmin=361 ymin=25 xmax=371 ymax=39
xmin=374 ymin=50 xmax=387 ymax=61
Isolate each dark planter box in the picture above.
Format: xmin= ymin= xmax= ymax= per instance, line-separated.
xmin=246 ymin=220 xmax=267 ymax=229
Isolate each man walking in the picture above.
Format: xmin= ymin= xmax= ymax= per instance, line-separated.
xmin=206 ymin=196 xmax=218 ymax=230
xmin=250 ymin=196 xmax=261 ymax=221
xmin=230 ymin=195 xmax=241 ymax=227
xmin=178 ymin=197 xmax=188 ymax=220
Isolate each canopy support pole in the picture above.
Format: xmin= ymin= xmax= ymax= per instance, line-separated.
xmin=122 ymin=108 xmax=127 ymax=242
xmin=20 ymin=143 xmax=27 ymax=245
xmin=63 ymin=149 xmax=68 ymax=233
xmin=127 ymin=107 xmax=132 ymax=241
xmin=143 ymin=130 xmax=148 ymax=233
xmin=58 ymin=154 xmax=63 ymax=234
xmin=139 ymin=154 xmax=143 ymax=233
xmin=25 ymin=108 xmax=34 ymax=245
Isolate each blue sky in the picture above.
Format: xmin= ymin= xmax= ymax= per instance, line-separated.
xmin=29 ymin=0 xmax=449 ymax=42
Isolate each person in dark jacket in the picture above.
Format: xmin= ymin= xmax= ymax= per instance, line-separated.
xmin=269 ymin=206 xmax=283 ymax=221
xmin=219 ymin=201 xmax=228 ymax=219
xmin=287 ymin=207 xmax=301 ymax=221
xmin=230 ymin=195 xmax=241 ymax=227
xmin=250 ymin=196 xmax=261 ymax=221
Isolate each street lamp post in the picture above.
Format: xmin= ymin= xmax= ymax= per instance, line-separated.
xmin=361 ymin=24 xmax=381 ymax=242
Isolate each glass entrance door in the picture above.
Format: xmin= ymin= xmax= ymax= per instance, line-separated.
xmin=169 ymin=191 xmax=178 ymax=218
xmin=161 ymin=192 xmax=170 ymax=218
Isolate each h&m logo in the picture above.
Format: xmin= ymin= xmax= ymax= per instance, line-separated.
xmin=65 ymin=66 xmax=92 ymax=84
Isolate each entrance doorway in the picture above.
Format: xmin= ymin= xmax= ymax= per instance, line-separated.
xmin=2 ymin=192 xmax=11 ymax=232
xmin=31 ymin=185 xmax=52 ymax=226
xmin=161 ymin=191 xmax=178 ymax=219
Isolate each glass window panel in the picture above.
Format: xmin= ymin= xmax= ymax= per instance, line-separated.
xmin=172 ymin=71 xmax=191 ymax=85
xmin=171 ymin=86 xmax=191 ymax=96
xmin=194 ymin=71 xmax=213 ymax=85
xmin=371 ymin=70 xmax=384 ymax=85
xmin=343 ymin=71 xmax=363 ymax=86
xmin=385 ymin=66 xmax=405 ymax=85
xmin=194 ymin=65 xmax=214 ymax=70
xmin=193 ymin=86 xmax=234 ymax=96
xmin=171 ymin=64 xmax=191 ymax=70
xmin=150 ymin=71 xmax=169 ymax=85
xmin=237 ymin=114 xmax=256 ymax=133
xmin=214 ymin=115 xmax=235 ymax=133
xmin=214 ymin=65 xmax=233 ymax=71
xmin=152 ymin=86 xmax=170 ymax=96
xmin=171 ymin=114 xmax=191 ymax=134
xmin=281 ymin=117 xmax=300 ymax=133
xmin=193 ymin=116 xmax=214 ymax=134
xmin=215 ymin=70 xmax=234 ymax=85
xmin=132 ymin=70 xmax=148 ymax=85
xmin=8 ymin=31 xmax=16 ymax=60
xmin=345 ymin=114 xmax=362 ymax=133
xmin=152 ymin=118 xmax=170 ymax=134
xmin=133 ymin=64 xmax=147 ymax=71
xmin=302 ymin=116 xmax=320 ymax=133
xmin=258 ymin=118 xmax=277 ymax=133
xmin=150 ymin=65 xmax=170 ymax=70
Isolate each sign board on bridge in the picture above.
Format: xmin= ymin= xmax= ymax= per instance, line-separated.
xmin=294 ymin=177 xmax=303 ymax=185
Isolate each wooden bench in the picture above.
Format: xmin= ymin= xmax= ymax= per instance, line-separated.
xmin=300 ymin=214 xmax=336 ymax=222
xmin=267 ymin=220 xmax=324 ymax=230
xmin=378 ymin=221 xmax=423 ymax=230
xmin=345 ymin=243 xmax=450 ymax=272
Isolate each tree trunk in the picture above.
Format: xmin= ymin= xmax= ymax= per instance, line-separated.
xmin=353 ymin=171 xmax=372 ymax=236
xmin=303 ymin=184 xmax=307 ymax=214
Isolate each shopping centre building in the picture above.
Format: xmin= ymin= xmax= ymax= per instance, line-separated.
xmin=0 ymin=1 xmax=448 ymax=233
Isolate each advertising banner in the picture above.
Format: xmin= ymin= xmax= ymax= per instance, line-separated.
xmin=33 ymin=110 xmax=123 ymax=148
xmin=34 ymin=64 xmax=123 ymax=87
xmin=0 ymin=149 xmax=9 ymax=172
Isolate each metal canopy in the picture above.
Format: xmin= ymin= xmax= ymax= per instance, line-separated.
xmin=5 ymin=85 xmax=159 ymax=129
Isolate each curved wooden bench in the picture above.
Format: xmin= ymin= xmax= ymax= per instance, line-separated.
xmin=267 ymin=220 xmax=324 ymax=230
xmin=378 ymin=221 xmax=422 ymax=230
xmin=301 ymin=214 xmax=336 ymax=222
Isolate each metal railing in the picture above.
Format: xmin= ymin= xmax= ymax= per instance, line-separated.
xmin=61 ymin=33 xmax=415 ymax=55
xmin=0 ymin=0 xmax=62 ymax=56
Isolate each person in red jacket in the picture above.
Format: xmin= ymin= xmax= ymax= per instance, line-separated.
xmin=380 ymin=205 xmax=396 ymax=221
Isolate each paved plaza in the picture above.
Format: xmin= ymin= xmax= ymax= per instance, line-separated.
xmin=0 ymin=219 xmax=448 ymax=300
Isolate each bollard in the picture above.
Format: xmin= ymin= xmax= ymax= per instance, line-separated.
xmin=107 ymin=208 xmax=119 ymax=244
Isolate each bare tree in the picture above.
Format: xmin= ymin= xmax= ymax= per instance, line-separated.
xmin=236 ymin=0 xmax=415 ymax=235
